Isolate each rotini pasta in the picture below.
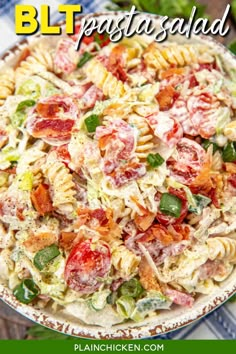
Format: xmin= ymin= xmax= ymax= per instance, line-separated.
xmin=42 ymin=154 xmax=76 ymax=216
xmin=0 ymin=68 xmax=15 ymax=106
xmin=207 ymin=237 xmax=236 ymax=264
xmin=109 ymin=238 xmax=140 ymax=278
xmin=84 ymin=58 xmax=128 ymax=98
xmin=128 ymin=113 xmax=154 ymax=160
xmin=143 ymin=43 xmax=198 ymax=70
xmin=15 ymin=45 xmax=55 ymax=86
xmin=144 ymin=43 xmax=215 ymax=73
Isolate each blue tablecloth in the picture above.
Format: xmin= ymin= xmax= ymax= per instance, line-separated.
xmin=0 ymin=0 xmax=235 ymax=340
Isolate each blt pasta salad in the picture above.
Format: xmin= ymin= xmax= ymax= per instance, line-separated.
xmin=0 ymin=27 xmax=236 ymax=326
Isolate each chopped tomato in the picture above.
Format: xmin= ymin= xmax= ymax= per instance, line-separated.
xmin=156 ymin=188 xmax=188 ymax=226
xmin=145 ymin=111 xmax=183 ymax=148
xmin=64 ymin=239 xmax=111 ymax=293
xmin=54 ymin=38 xmax=79 ymax=74
xmin=187 ymin=92 xmax=220 ymax=139
xmin=164 ymin=288 xmax=194 ymax=307
xmin=167 ymin=138 xmax=207 ymax=185
xmin=96 ymin=120 xmax=136 ymax=174
xmin=51 ymin=144 xmax=71 ymax=167
xmin=188 ymin=74 xmax=198 ymax=88
xmin=208 ymin=188 xmax=220 ymax=208
xmin=171 ymin=98 xmax=198 ymax=136
xmin=228 ymin=174 xmax=236 ymax=188
xmin=0 ymin=166 xmax=16 ymax=174
xmin=197 ymin=62 xmax=217 ymax=72
xmin=70 ymin=24 xmax=110 ymax=47
xmin=79 ymin=85 xmax=104 ymax=110
xmin=31 ymin=184 xmax=53 ymax=216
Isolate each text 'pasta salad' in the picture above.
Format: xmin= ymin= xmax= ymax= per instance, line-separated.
xmin=0 ymin=26 xmax=236 ymax=326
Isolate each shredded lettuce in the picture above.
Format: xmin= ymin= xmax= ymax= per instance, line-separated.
xmin=11 ymin=99 xmax=36 ymax=128
xmin=17 ymin=171 xmax=33 ymax=191
xmin=0 ymin=172 xmax=8 ymax=187
xmin=138 ymin=82 xmax=160 ymax=102
xmin=17 ymin=79 xmax=41 ymax=99
xmin=90 ymin=289 xmax=111 ymax=311
xmin=0 ymin=147 xmax=20 ymax=169
xmin=216 ymin=107 xmax=231 ymax=135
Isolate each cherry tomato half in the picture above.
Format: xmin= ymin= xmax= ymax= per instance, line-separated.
xmin=64 ymin=239 xmax=111 ymax=294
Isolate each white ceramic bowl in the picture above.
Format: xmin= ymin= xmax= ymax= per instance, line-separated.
xmin=0 ymin=12 xmax=236 ymax=339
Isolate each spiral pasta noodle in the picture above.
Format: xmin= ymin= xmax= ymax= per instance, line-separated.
xmin=42 ymin=157 xmax=76 ymax=216
xmin=109 ymin=238 xmax=140 ymax=277
xmin=128 ymin=113 xmax=154 ymax=160
xmin=211 ymin=151 xmax=223 ymax=171
xmin=0 ymin=68 xmax=15 ymax=106
xmin=84 ymin=58 xmax=128 ymax=98
xmin=224 ymin=120 xmax=236 ymax=141
xmin=143 ymin=43 xmax=214 ymax=71
xmin=15 ymin=45 xmax=55 ymax=86
xmin=207 ymin=237 xmax=236 ymax=264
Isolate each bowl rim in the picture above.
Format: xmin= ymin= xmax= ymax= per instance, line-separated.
xmin=0 ymin=11 xmax=236 ymax=339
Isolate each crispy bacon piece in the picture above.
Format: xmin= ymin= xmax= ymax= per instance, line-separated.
xmin=104 ymin=45 xmax=128 ymax=82
xmin=31 ymin=184 xmax=53 ymax=216
xmin=155 ymin=85 xmax=179 ymax=111
xmin=30 ymin=119 xmax=74 ymax=139
xmin=74 ymin=208 xmax=121 ymax=241
xmin=59 ymin=232 xmax=78 ymax=251
xmin=26 ymin=95 xmax=79 ymax=145
xmin=23 ymin=232 xmax=57 ymax=253
xmin=134 ymin=203 xmax=155 ymax=232
xmin=160 ymin=68 xmax=185 ymax=80
xmin=138 ymin=224 xmax=190 ymax=246
xmin=139 ymin=257 xmax=161 ymax=291
xmin=108 ymin=162 xmax=146 ymax=187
